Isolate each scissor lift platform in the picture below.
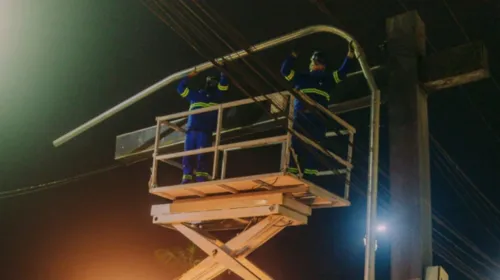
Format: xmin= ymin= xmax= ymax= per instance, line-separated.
xmin=150 ymin=174 xmax=350 ymax=280
xmin=148 ymin=92 xmax=356 ymax=279
xmin=151 ymin=172 xmax=350 ymax=207
xmin=151 ymin=172 xmax=350 ymax=232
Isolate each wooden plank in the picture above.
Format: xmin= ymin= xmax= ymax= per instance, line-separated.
xmin=153 ymin=204 xmax=303 ymax=225
xmin=283 ymin=196 xmax=312 ymax=216
xmin=307 ymin=184 xmax=350 ymax=207
xmin=151 ymin=173 xmax=298 ymax=198
xmin=217 ymin=184 xmax=239 ymax=194
xmin=252 ymin=180 xmax=275 ymax=190
xmin=172 ymin=185 xmax=308 ymax=204
xmin=422 ymin=41 xmax=489 ymax=91
xmin=158 ymin=193 xmax=311 ymax=219
xmin=170 ymin=193 xmax=286 ymax=213
xmin=151 ymin=204 xmax=171 ymax=216
xmin=278 ymin=206 xmax=308 ymax=226
xmin=186 ymin=188 xmax=206 ymax=198
xmin=151 ymin=173 xmax=350 ymax=208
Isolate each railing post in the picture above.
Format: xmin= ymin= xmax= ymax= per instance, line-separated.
xmin=150 ymin=119 xmax=162 ymax=189
xmin=282 ymin=96 xmax=294 ymax=172
xmin=221 ymin=150 xmax=228 ymax=179
xmin=344 ymin=132 xmax=355 ymax=200
xmin=212 ymin=106 xmax=224 ymax=180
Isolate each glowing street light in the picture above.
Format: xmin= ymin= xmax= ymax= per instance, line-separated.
xmin=364 ymin=223 xmax=387 ymax=251
xmin=376 ymin=224 xmax=387 ymax=233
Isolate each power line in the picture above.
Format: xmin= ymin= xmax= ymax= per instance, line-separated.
xmin=431 ymin=145 xmax=500 ymax=243
xmin=0 ymin=163 xmax=124 ymax=199
xmin=430 ymin=135 xmax=500 ymax=216
xmin=434 ymin=241 xmax=489 ymax=280
xmin=433 ymin=228 xmax=500 ymax=277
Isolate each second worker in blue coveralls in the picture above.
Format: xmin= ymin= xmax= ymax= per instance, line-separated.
xmin=280 ymin=43 xmax=355 ymax=181
xmin=177 ymin=70 xmax=229 ymax=184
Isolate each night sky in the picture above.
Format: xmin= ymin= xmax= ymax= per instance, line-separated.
xmin=2 ymin=0 xmax=500 ymax=279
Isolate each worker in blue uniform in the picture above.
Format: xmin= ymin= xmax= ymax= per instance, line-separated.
xmin=280 ymin=43 xmax=355 ymax=180
xmin=177 ymin=70 xmax=229 ymax=184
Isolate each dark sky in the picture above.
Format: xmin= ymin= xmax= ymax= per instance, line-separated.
xmin=1 ymin=0 xmax=500 ymax=279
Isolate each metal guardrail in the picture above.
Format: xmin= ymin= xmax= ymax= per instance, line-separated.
xmin=149 ymin=92 xmax=355 ymax=200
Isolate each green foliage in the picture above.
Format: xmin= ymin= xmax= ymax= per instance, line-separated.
xmin=155 ymin=243 xmax=202 ymax=268
xmin=154 ymin=243 xmax=231 ymax=279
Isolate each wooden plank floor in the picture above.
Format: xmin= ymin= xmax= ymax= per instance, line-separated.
xmin=150 ymin=172 xmax=350 ymax=208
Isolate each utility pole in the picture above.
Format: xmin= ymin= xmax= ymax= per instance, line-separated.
xmin=386 ymin=11 xmax=489 ymax=280
xmin=387 ymin=11 xmax=432 ymax=279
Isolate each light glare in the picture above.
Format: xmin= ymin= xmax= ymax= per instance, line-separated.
xmin=376 ymin=224 xmax=387 ymax=232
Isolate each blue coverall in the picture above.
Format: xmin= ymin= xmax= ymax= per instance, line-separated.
xmin=280 ymin=54 xmax=354 ymax=177
xmin=177 ymin=73 xmax=229 ymax=183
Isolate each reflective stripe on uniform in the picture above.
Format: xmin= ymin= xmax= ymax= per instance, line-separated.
xmin=284 ymin=70 xmax=295 ymax=81
xmin=195 ymin=171 xmax=210 ymax=178
xmin=333 ymin=71 xmax=342 ymax=84
xmin=217 ymin=84 xmax=229 ymax=91
xmin=304 ymin=169 xmax=319 ymax=175
xmin=300 ymin=88 xmax=330 ymax=101
xmin=287 ymin=167 xmax=298 ymax=174
xmin=189 ymin=102 xmax=218 ymax=110
xmin=181 ymin=88 xmax=190 ymax=98
xmin=182 ymin=174 xmax=193 ymax=180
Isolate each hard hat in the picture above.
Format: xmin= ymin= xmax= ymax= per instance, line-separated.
xmin=205 ymin=76 xmax=219 ymax=88
xmin=310 ymin=51 xmax=327 ymax=66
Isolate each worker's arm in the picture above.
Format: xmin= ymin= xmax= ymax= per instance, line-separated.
xmin=177 ymin=71 xmax=197 ymax=101
xmin=280 ymin=51 xmax=298 ymax=83
xmin=217 ymin=72 xmax=229 ymax=92
xmin=211 ymin=72 xmax=229 ymax=100
xmin=332 ymin=43 xmax=356 ymax=84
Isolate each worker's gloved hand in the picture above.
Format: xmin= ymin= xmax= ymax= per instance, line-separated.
xmin=187 ymin=70 xmax=198 ymax=78
xmin=347 ymin=41 xmax=355 ymax=58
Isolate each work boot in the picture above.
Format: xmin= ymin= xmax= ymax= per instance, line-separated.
xmin=303 ymin=169 xmax=319 ymax=181
xmin=181 ymin=174 xmax=193 ymax=184
xmin=195 ymin=172 xmax=211 ymax=183
xmin=286 ymin=167 xmax=299 ymax=175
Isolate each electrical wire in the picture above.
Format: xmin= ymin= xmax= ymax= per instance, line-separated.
xmin=431 ymin=144 xmax=500 ymax=236
xmin=431 ymin=135 xmax=500 ymax=217
xmin=0 ymin=163 xmax=125 ymax=199
xmin=434 ymin=241 xmax=489 ymax=280
xmin=433 ymin=228 xmax=500 ymax=277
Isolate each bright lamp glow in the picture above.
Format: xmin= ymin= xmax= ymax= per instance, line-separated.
xmin=376 ymin=224 xmax=387 ymax=232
